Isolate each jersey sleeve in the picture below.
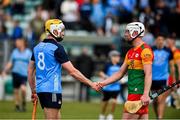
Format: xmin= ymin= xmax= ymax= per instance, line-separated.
xmin=174 ymin=50 xmax=180 ymax=62
xmin=54 ymin=45 xmax=69 ymax=64
xmin=31 ymin=52 xmax=35 ymax=61
xmin=9 ymin=50 xmax=15 ymax=63
xmin=141 ymin=48 xmax=154 ymax=65
xmin=103 ymin=63 xmax=109 ymax=74
xmin=124 ymin=53 xmax=128 ymax=64
xmin=168 ymin=50 xmax=173 ymax=61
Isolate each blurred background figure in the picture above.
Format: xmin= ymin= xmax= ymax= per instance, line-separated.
xmin=30 ymin=5 xmax=45 ymax=40
xmin=0 ymin=22 xmax=9 ymax=41
xmin=79 ymin=0 xmax=94 ymax=32
xmin=76 ymin=47 xmax=94 ymax=102
xmin=99 ymin=50 xmax=121 ymax=120
xmin=2 ymin=38 xmax=32 ymax=112
xmin=11 ymin=20 xmax=23 ymax=40
xmin=166 ymin=34 xmax=180 ymax=108
xmin=151 ymin=34 xmax=175 ymax=119
xmin=24 ymin=24 xmax=36 ymax=49
xmin=11 ymin=0 xmax=25 ymax=15
xmin=61 ymin=0 xmax=80 ymax=30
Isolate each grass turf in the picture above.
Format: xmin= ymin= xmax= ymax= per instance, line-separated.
xmin=0 ymin=101 xmax=180 ymax=119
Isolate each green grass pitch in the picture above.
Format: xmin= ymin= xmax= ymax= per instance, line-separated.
xmin=0 ymin=101 xmax=180 ymax=119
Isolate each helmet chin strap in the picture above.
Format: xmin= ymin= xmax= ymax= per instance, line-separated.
xmin=47 ymin=29 xmax=63 ymax=42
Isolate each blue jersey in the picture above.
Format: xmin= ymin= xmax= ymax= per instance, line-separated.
xmin=103 ymin=62 xmax=121 ymax=91
xmin=152 ymin=47 xmax=173 ymax=81
xmin=10 ymin=48 xmax=32 ymax=77
xmin=31 ymin=39 xmax=69 ymax=93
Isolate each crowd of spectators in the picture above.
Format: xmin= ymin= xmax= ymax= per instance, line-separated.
xmin=0 ymin=0 xmax=180 ymax=47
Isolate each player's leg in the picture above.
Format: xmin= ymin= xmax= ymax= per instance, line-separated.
xmin=152 ymin=98 xmax=158 ymax=118
xmin=110 ymin=99 xmax=117 ymax=114
xmin=14 ymin=88 xmax=20 ymax=111
xmin=37 ymin=93 xmax=62 ymax=119
xmin=139 ymin=114 xmax=148 ymax=119
xmin=20 ymin=84 xmax=27 ymax=111
xmin=157 ymin=89 xmax=170 ymax=119
xmin=20 ymin=76 xmax=27 ymax=111
xmin=12 ymin=73 xmax=21 ymax=111
xmin=156 ymin=80 xmax=169 ymax=119
xmin=44 ymin=108 xmax=60 ymax=119
xmin=99 ymin=91 xmax=110 ymax=120
xmin=122 ymin=112 xmax=140 ymax=120
xmin=107 ymin=91 xmax=119 ymax=120
xmin=151 ymin=81 xmax=159 ymax=118
xmin=101 ymin=101 xmax=108 ymax=114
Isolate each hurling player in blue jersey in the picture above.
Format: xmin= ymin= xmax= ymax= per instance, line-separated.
xmin=3 ymin=38 xmax=32 ymax=111
xmin=99 ymin=50 xmax=121 ymax=120
xmin=151 ymin=34 xmax=175 ymax=119
xmin=28 ymin=19 xmax=100 ymax=119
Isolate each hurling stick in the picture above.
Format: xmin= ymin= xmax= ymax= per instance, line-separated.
xmin=32 ymin=100 xmax=38 ymax=120
xmin=124 ymin=80 xmax=180 ymax=114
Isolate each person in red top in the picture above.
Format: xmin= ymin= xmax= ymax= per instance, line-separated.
xmin=97 ymin=22 xmax=154 ymax=119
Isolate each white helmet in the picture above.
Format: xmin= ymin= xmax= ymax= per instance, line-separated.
xmin=125 ymin=22 xmax=145 ymax=39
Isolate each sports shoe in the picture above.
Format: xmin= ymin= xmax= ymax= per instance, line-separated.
xmin=106 ymin=114 xmax=113 ymax=120
xmin=99 ymin=114 xmax=105 ymax=120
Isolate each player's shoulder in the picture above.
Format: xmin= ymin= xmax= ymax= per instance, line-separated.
xmin=105 ymin=62 xmax=113 ymax=66
xmin=12 ymin=48 xmax=19 ymax=54
xmin=163 ymin=47 xmax=171 ymax=52
xmin=25 ymin=48 xmax=32 ymax=53
xmin=174 ymin=49 xmax=180 ymax=54
xmin=141 ymin=45 xmax=153 ymax=57
xmin=141 ymin=43 xmax=152 ymax=50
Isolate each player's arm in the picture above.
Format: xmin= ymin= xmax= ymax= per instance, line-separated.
xmin=170 ymin=60 xmax=176 ymax=83
xmin=28 ymin=60 xmax=36 ymax=93
xmin=143 ymin=64 xmax=152 ymax=96
xmin=169 ymin=50 xmax=176 ymax=83
xmin=100 ymin=62 xmax=128 ymax=86
xmin=2 ymin=62 xmax=12 ymax=75
xmin=99 ymin=64 xmax=108 ymax=79
xmin=99 ymin=71 xmax=108 ymax=79
xmin=176 ymin=60 xmax=180 ymax=81
xmin=2 ymin=51 xmax=14 ymax=75
xmin=140 ymin=48 xmax=153 ymax=104
xmin=62 ymin=61 xmax=98 ymax=90
xmin=55 ymin=45 xmax=100 ymax=91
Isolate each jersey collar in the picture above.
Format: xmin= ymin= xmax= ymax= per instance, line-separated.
xmin=43 ymin=39 xmax=57 ymax=44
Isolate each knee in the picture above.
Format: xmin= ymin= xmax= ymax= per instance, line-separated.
xmin=111 ymin=99 xmax=117 ymax=104
xmin=21 ymin=85 xmax=26 ymax=93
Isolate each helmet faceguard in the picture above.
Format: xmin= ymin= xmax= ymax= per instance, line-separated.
xmin=45 ymin=19 xmax=65 ymax=42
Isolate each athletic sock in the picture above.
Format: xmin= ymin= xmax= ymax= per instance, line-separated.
xmin=15 ymin=105 xmax=20 ymax=112
xmin=22 ymin=100 xmax=26 ymax=111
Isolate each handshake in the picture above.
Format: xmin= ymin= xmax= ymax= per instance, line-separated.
xmin=90 ymin=82 xmax=105 ymax=92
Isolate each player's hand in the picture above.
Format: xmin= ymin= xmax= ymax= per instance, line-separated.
xmin=1 ymin=71 xmax=7 ymax=78
xmin=90 ymin=82 xmax=102 ymax=92
xmin=97 ymin=82 xmax=105 ymax=88
xmin=31 ymin=92 xmax=38 ymax=104
xmin=140 ymin=94 xmax=150 ymax=106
